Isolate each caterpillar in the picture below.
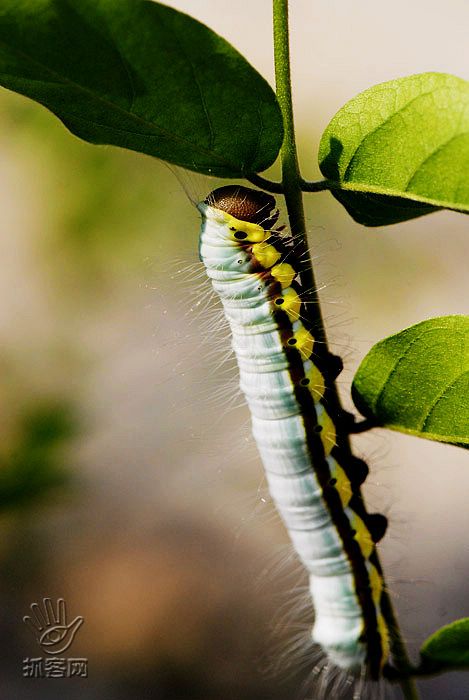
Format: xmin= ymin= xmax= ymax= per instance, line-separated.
xmin=198 ymin=184 xmax=391 ymax=681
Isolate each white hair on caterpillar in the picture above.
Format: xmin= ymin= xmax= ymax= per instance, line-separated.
xmin=251 ymin=536 xmax=404 ymax=700
xmin=149 ymin=168 xmax=396 ymax=690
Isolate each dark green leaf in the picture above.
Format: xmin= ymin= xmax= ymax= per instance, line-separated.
xmin=352 ymin=316 xmax=469 ymax=446
xmin=421 ymin=618 xmax=469 ymax=670
xmin=319 ymin=73 xmax=469 ymax=225
xmin=0 ymin=0 xmax=283 ymax=177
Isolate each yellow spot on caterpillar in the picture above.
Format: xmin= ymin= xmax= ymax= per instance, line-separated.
xmin=317 ymin=407 xmax=336 ymax=456
xmin=223 ymin=213 xmax=268 ymax=242
xmin=330 ymin=462 xmax=352 ymax=507
xmin=271 ymin=262 xmax=296 ymax=288
xmin=276 ymin=288 xmax=301 ymax=321
xmin=368 ymin=563 xmax=383 ymax=605
xmin=304 ymin=364 xmax=325 ymax=401
xmin=377 ymin=613 xmax=390 ymax=665
xmin=251 ymin=241 xmax=281 ymax=268
xmin=350 ymin=514 xmax=374 ymax=559
xmin=291 ymin=326 xmax=314 ymax=360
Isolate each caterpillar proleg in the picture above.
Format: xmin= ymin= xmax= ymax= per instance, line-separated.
xmin=198 ymin=185 xmax=390 ymax=680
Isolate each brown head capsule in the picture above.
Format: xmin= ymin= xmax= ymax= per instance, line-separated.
xmin=205 ymin=185 xmax=279 ymax=229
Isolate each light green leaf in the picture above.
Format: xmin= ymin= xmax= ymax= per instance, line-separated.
xmin=0 ymin=0 xmax=283 ymax=177
xmin=352 ymin=316 xmax=469 ymax=446
xmin=319 ymin=73 xmax=469 ymax=226
xmin=420 ymin=619 xmax=469 ymax=670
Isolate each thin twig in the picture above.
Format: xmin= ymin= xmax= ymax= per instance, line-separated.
xmin=246 ymin=171 xmax=284 ymax=193
xmin=300 ymin=178 xmax=331 ymax=192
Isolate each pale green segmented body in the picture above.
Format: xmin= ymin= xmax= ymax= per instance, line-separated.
xmin=198 ymin=187 xmax=389 ymax=678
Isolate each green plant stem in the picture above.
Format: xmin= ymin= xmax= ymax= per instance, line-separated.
xmin=380 ymin=592 xmax=421 ymax=699
xmin=299 ymin=178 xmax=331 ymax=192
xmin=272 ymin=0 xmax=326 ymax=343
xmin=272 ymin=2 xmax=420 ymax=699
xmin=246 ymin=172 xmax=284 ymax=193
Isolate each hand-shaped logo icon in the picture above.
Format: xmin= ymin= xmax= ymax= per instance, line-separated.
xmin=23 ymin=598 xmax=84 ymax=655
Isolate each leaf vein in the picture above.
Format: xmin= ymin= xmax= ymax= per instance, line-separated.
xmin=420 ymin=370 xmax=469 ymax=432
xmin=373 ymin=327 xmax=448 ymax=414
xmin=0 ymin=37 xmax=232 ymax=166
xmin=405 ymin=134 xmax=468 ymax=191
xmin=158 ymin=12 xmax=215 ymax=151
xmin=344 ymin=86 xmax=460 ymax=181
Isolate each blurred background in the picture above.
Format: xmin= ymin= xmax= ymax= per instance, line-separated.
xmin=0 ymin=1 xmax=468 ymax=698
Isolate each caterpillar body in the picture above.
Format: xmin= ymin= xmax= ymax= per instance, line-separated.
xmin=198 ymin=185 xmax=390 ymax=680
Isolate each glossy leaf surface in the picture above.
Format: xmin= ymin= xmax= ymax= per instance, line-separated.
xmin=352 ymin=316 xmax=469 ymax=446
xmin=0 ymin=0 xmax=283 ymax=177
xmin=319 ymin=73 xmax=469 ymax=225
xmin=421 ymin=619 xmax=469 ymax=670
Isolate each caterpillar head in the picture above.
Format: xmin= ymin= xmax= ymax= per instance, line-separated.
xmin=205 ymin=185 xmax=279 ymax=229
